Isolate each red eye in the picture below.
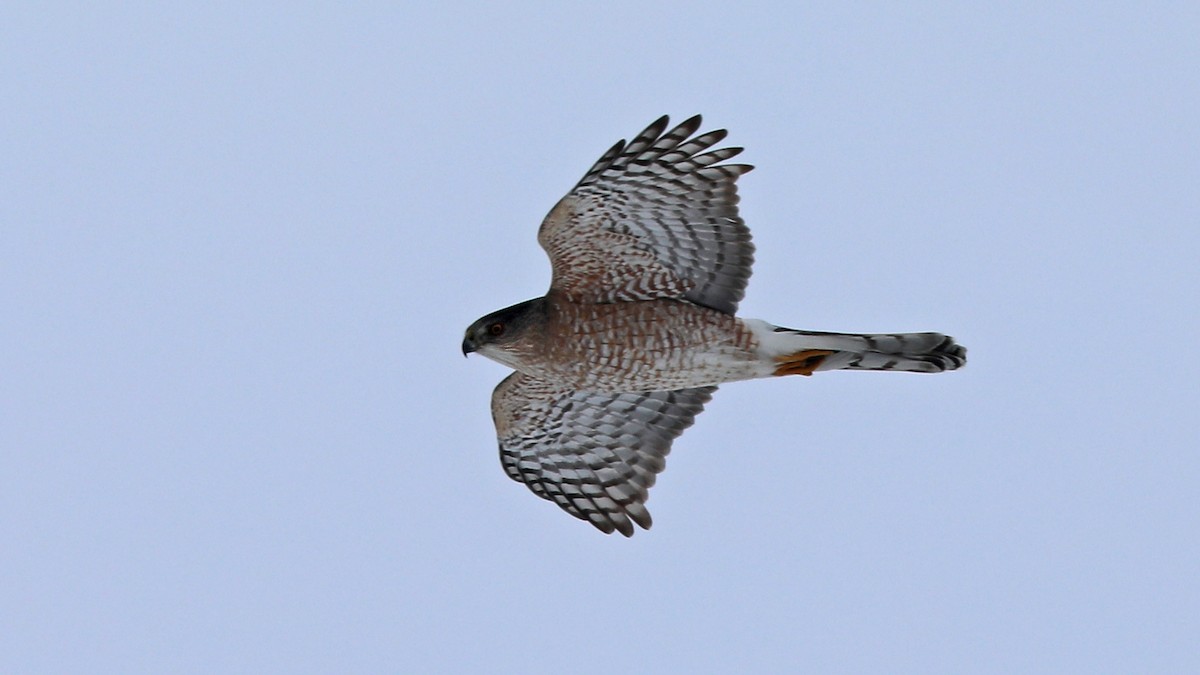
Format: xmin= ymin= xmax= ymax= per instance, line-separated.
xmin=488 ymin=322 xmax=505 ymax=336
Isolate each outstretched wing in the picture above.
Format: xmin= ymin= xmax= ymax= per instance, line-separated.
xmin=491 ymin=372 xmax=715 ymax=536
xmin=538 ymin=115 xmax=755 ymax=315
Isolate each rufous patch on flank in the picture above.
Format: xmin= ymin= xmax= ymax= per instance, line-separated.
xmin=773 ymin=349 xmax=835 ymax=377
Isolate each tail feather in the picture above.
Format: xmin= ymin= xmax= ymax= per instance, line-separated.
xmin=762 ymin=325 xmax=966 ymax=375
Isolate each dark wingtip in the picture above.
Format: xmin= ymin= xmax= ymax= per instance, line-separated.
xmin=643 ymin=114 xmax=671 ymax=138
xmin=613 ymin=518 xmax=634 ymax=537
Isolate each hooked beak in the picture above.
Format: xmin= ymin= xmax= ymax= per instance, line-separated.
xmin=461 ymin=336 xmax=476 ymax=357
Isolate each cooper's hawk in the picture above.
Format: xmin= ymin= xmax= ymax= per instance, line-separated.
xmin=463 ymin=115 xmax=965 ymax=536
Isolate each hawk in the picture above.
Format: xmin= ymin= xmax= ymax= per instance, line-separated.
xmin=462 ymin=115 xmax=966 ymax=536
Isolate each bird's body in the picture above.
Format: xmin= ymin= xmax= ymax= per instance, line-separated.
xmin=475 ymin=295 xmax=964 ymax=393
xmin=463 ymin=115 xmax=966 ymax=536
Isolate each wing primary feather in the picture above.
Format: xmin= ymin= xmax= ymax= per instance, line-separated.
xmin=621 ymin=115 xmax=671 ymax=159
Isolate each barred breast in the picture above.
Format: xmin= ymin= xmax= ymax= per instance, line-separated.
xmin=530 ymin=298 xmax=767 ymax=392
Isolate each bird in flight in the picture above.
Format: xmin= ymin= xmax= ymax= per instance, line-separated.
xmin=463 ymin=115 xmax=965 ymax=536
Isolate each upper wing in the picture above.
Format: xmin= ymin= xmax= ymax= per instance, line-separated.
xmin=491 ymin=372 xmax=715 ymax=536
xmin=537 ymin=115 xmax=755 ymax=315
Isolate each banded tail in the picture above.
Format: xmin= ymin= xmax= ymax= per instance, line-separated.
xmin=747 ymin=321 xmax=966 ymax=376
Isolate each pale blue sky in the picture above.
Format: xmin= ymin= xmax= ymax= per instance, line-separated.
xmin=3 ymin=3 xmax=1198 ymax=673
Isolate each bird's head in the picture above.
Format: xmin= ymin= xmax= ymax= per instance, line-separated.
xmin=461 ymin=298 xmax=547 ymax=368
